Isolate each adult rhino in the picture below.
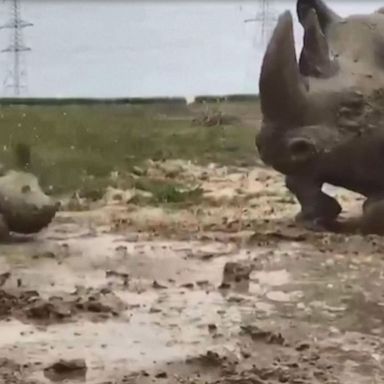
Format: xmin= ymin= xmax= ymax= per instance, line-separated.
xmin=256 ymin=0 xmax=384 ymax=233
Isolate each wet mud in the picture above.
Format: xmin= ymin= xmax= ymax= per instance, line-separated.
xmin=0 ymin=160 xmax=383 ymax=383
xmin=0 ymin=286 xmax=126 ymax=325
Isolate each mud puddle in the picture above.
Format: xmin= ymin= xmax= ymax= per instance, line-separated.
xmin=0 ymin=221 xmax=304 ymax=383
xmin=1 ymin=162 xmax=384 ymax=383
xmin=1 ymin=225 xmax=382 ymax=383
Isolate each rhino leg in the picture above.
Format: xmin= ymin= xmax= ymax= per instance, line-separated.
xmin=285 ymin=175 xmax=342 ymax=230
xmin=0 ymin=214 xmax=10 ymax=241
xmin=360 ymin=197 xmax=384 ymax=235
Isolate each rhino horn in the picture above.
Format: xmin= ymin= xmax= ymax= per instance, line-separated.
xmin=299 ymin=9 xmax=338 ymax=78
xmin=259 ymin=11 xmax=308 ymax=126
xmin=297 ymin=0 xmax=341 ymax=32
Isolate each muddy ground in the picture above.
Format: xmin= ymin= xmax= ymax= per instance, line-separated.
xmin=0 ymin=159 xmax=383 ymax=384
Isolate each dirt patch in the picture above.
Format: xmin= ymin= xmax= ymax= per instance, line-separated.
xmin=126 ymin=341 xmax=339 ymax=384
xmin=0 ymin=161 xmax=383 ymax=384
xmin=0 ymin=358 xmax=38 ymax=384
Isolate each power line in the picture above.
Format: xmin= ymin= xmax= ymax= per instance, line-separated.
xmin=0 ymin=0 xmax=33 ymax=97
xmin=244 ymin=0 xmax=278 ymax=47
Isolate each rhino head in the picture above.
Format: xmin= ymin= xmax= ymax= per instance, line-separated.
xmin=256 ymin=0 xmax=384 ymax=231
xmin=0 ymin=144 xmax=58 ymax=239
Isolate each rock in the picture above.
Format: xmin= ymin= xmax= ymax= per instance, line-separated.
xmin=155 ymin=371 xmax=168 ymax=379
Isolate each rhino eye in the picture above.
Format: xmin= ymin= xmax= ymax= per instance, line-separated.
xmin=21 ymin=185 xmax=31 ymax=193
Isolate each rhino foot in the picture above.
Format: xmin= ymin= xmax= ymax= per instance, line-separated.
xmin=286 ymin=175 xmax=342 ymax=231
xmin=293 ymin=214 xmax=338 ymax=232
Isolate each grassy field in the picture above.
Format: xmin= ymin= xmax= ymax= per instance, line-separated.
xmin=0 ymin=101 xmax=260 ymax=197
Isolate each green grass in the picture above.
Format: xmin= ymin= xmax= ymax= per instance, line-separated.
xmin=0 ymin=102 xmax=259 ymax=196
xmin=133 ymin=177 xmax=204 ymax=206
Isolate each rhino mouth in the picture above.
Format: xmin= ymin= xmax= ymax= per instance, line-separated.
xmin=4 ymin=203 xmax=58 ymax=234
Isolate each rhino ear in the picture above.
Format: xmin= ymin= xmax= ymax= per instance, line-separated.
xmin=297 ymin=0 xmax=341 ymax=33
xmin=299 ymin=9 xmax=338 ymax=78
xmin=259 ymin=11 xmax=308 ymax=126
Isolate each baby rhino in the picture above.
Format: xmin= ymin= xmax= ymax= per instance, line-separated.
xmin=0 ymin=144 xmax=58 ymax=240
xmin=256 ymin=0 xmax=384 ymax=234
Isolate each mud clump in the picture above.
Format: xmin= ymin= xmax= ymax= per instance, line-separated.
xmin=0 ymin=286 xmax=126 ymax=324
xmin=44 ymin=359 xmax=87 ymax=382
xmin=193 ymin=348 xmax=336 ymax=384
xmin=211 ymin=367 xmax=294 ymax=384
xmin=186 ymin=351 xmax=226 ymax=368
xmin=219 ymin=261 xmax=253 ymax=289
xmin=240 ymin=324 xmax=286 ymax=346
xmin=0 ymin=271 xmax=11 ymax=287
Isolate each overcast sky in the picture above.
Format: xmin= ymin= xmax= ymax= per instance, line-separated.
xmin=0 ymin=1 xmax=380 ymax=98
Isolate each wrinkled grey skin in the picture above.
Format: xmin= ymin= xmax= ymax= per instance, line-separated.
xmin=0 ymin=146 xmax=58 ymax=240
xmin=256 ymin=0 xmax=384 ymax=233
